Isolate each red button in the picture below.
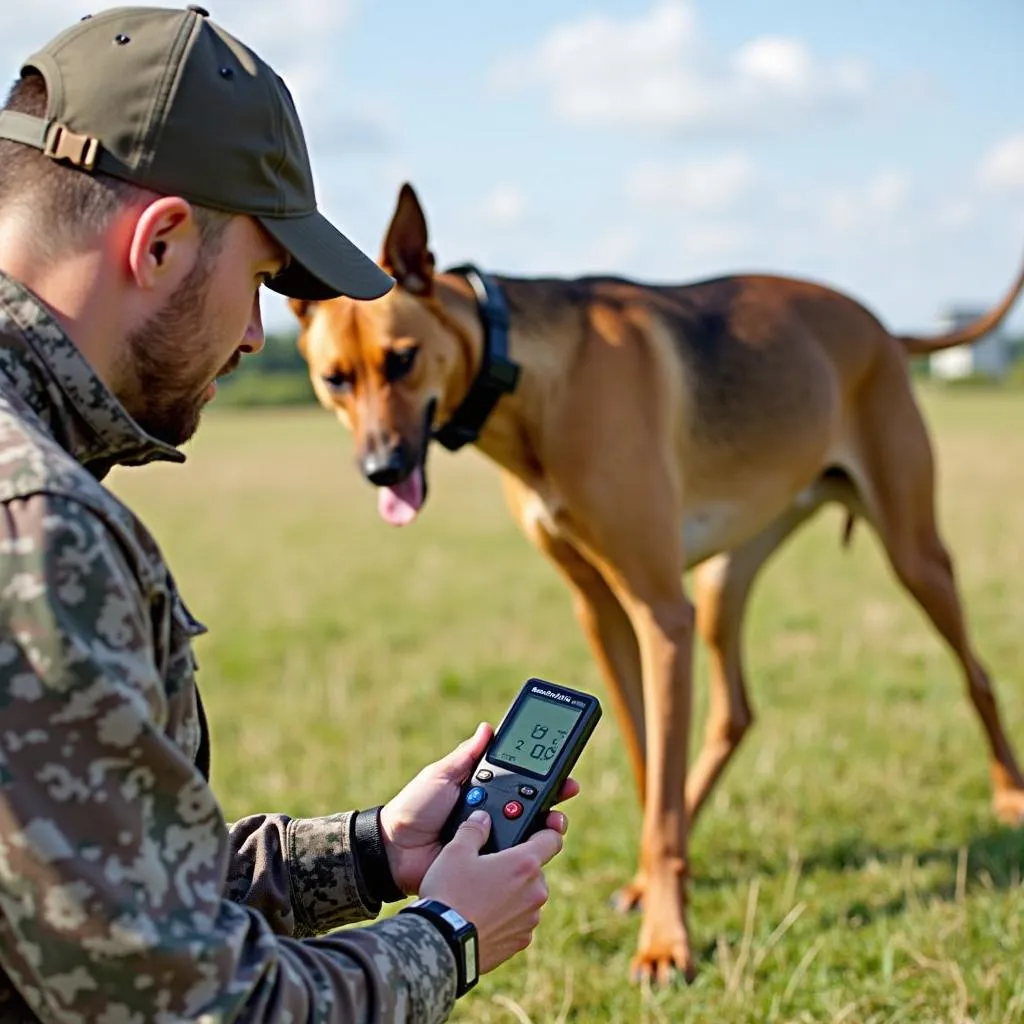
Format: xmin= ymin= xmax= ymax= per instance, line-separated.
xmin=503 ymin=800 xmax=524 ymax=820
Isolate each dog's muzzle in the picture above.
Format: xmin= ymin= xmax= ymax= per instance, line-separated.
xmin=358 ymin=444 xmax=409 ymax=487
xmin=360 ymin=401 xmax=437 ymax=488
xmin=364 ymin=402 xmax=438 ymax=527
xmin=360 ymin=442 xmax=416 ymax=487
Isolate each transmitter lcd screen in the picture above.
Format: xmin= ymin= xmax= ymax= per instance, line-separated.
xmin=489 ymin=694 xmax=583 ymax=778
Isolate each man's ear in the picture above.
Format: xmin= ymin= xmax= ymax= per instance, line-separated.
xmin=126 ymin=196 xmax=202 ymax=293
xmin=379 ymin=182 xmax=435 ymax=297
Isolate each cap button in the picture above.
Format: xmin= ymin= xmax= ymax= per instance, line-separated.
xmin=187 ymin=4 xmax=210 ymax=15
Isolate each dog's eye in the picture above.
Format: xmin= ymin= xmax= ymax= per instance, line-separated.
xmin=322 ymin=369 xmax=352 ymax=393
xmin=384 ymin=346 xmax=418 ymax=382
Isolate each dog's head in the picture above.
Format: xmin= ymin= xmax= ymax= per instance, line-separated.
xmin=290 ymin=183 xmax=469 ymax=526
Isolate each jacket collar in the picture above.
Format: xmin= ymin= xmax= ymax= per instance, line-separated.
xmin=0 ymin=270 xmax=185 ymax=480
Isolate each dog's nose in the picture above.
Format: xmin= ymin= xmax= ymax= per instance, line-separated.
xmin=361 ymin=446 xmax=408 ymax=487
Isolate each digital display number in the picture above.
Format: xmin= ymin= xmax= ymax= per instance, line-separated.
xmin=490 ymin=694 xmax=583 ymax=778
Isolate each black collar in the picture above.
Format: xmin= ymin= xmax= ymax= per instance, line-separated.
xmin=432 ymin=264 xmax=520 ymax=452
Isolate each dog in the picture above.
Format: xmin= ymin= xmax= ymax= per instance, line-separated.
xmin=288 ymin=182 xmax=1024 ymax=986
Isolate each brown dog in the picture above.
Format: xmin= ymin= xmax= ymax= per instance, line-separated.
xmin=289 ymin=182 xmax=1024 ymax=985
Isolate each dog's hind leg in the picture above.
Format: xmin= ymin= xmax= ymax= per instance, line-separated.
xmin=685 ymin=475 xmax=857 ymax=831
xmin=851 ymin=354 xmax=1024 ymax=824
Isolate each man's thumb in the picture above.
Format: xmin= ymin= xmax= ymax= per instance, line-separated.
xmin=442 ymin=722 xmax=492 ymax=778
xmin=451 ymin=810 xmax=491 ymax=851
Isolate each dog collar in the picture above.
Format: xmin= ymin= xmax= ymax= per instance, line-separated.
xmin=433 ymin=264 xmax=520 ymax=451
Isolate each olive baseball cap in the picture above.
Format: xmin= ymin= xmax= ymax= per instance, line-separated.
xmin=0 ymin=4 xmax=394 ymax=302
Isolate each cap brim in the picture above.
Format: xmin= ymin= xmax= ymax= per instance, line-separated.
xmin=258 ymin=210 xmax=395 ymax=302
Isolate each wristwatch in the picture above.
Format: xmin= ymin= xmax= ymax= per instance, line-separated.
xmin=399 ymin=898 xmax=479 ymax=998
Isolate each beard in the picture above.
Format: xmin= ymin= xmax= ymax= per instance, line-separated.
xmin=122 ymin=247 xmax=231 ymax=448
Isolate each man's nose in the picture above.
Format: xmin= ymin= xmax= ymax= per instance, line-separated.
xmin=243 ymin=294 xmax=266 ymax=355
xmin=361 ymin=444 xmax=407 ymax=486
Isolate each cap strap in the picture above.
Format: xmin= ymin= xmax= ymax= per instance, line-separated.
xmin=0 ymin=111 xmax=101 ymax=172
xmin=0 ymin=111 xmax=49 ymax=150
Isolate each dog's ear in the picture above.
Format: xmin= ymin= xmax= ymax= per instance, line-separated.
xmin=380 ymin=182 xmax=435 ymax=297
xmin=288 ymin=297 xmax=317 ymax=324
xmin=287 ymin=297 xmax=317 ymax=357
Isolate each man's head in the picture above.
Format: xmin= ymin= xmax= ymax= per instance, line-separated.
xmin=0 ymin=5 xmax=394 ymax=447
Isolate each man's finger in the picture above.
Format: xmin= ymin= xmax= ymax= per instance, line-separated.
xmin=553 ymin=777 xmax=581 ymax=804
xmin=521 ymin=826 xmax=565 ymax=867
xmin=544 ymin=811 xmax=568 ymax=835
xmin=447 ymin=809 xmax=492 ymax=852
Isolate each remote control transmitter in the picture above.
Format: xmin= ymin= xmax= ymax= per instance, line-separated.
xmin=441 ymin=677 xmax=602 ymax=853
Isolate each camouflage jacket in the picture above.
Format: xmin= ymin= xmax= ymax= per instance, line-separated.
xmin=0 ymin=271 xmax=457 ymax=1023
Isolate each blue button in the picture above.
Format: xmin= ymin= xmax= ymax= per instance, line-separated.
xmin=465 ymin=786 xmax=487 ymax=807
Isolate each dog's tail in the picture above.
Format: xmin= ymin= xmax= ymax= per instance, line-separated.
xmin=895 ymin=246 xmax=1024 ymax=355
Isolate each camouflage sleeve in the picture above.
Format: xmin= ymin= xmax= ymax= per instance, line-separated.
xmin=0 ymin=493 xmax=457 ymax=1024
xmin=222 ymin=810 xmax=388 ymax=936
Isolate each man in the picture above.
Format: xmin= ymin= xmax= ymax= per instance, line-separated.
xmin=0 ymin=6 xmax=577 ymax=1022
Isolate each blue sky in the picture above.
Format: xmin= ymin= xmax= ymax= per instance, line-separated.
xmin=4 ymin=1 xmax=1023 ymax=338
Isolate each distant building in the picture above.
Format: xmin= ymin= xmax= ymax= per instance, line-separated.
xmin=928 ymin=305 xmax=1011 ymax=381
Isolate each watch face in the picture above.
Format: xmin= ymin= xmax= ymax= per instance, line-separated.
xmin=464 ymin=934 xmax=478 ymax=985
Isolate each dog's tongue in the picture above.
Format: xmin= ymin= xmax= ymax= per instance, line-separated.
xmin=377 ymin=466 xmax=425 ymax=526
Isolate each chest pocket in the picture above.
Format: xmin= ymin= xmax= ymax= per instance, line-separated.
xmin=166 ymin=578 xmax=212 ymax=781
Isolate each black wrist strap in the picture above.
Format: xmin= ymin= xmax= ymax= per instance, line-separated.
xmin=352 ymin=806 xmax=406 ymax=904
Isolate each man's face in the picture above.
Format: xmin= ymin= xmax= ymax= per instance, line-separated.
xmin=123 ymin=214 xmax=285 ymax=447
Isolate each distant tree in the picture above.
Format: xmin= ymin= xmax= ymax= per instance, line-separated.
xmin=1008 ymin=333 xmax=1024 ymax=363
xmin=253 ymin=331 xmax=305 ymax=374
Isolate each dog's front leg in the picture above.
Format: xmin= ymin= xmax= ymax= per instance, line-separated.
xmin=618 ymin=585 xmax=698 ymax=986
xmin=582 ymin=520 xmax=697 ymax=985
xmin=545 ymin=439 xmax=697 ymax=983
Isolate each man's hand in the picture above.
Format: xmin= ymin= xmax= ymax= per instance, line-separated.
xmin=379 ymin=722 xmax=580 ymax=895
xmin=419 ymin=810 xmax=565 ymax=974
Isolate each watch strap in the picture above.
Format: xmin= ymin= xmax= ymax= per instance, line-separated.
xmin=399 ymin=898 xmax=479 ymax=998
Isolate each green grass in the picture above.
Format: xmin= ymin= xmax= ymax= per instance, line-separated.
xmin=106 ymin=384 xmax=1024 ymax=1024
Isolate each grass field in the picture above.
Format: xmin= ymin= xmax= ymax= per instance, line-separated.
xmin=107 ymin=384 xmax=1024 ymax=1024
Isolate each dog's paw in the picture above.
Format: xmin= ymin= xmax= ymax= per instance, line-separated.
xmin=993 ymin=789 xmax=1024 ymax=827
xmin=628 ymin=931 xmax=697 ymax=987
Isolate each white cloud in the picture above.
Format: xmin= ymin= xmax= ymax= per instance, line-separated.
xmin=732 ymin=36 xmax=813 ymax=93
xmin=822 ymin=170 xmax=912 ymax=233
xmin=590 ymin=225 xmax=643 ymax=270
xmin=977 ymin=134 xmax=1024 ymax=192
xmin=933 ymin=198 xmax=977 ymax=231
xmin=626 ymin=153 xmax=755 ymax=213
xmin=474 ymin=185 xmax=529 ymax=229
xmin=490 ymin=0 xmax=872 ymax=137
xmin=865 ymin=171 xmax=911 ymax=214
xmin=680 ymin=221 xmax=751 ymax=259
